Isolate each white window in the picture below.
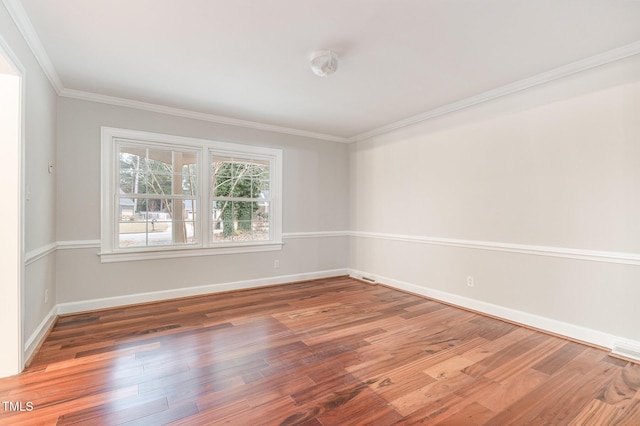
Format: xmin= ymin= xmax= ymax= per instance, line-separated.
xmin=101 ymin=127 xmax=282 ymax=262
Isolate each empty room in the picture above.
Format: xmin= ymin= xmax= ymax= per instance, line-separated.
xmin=1 ymin=0 xmax=640 ymax=424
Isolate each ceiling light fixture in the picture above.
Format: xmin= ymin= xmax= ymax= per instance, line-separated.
xmin=310 ymin=50 xmax=338 ymax=77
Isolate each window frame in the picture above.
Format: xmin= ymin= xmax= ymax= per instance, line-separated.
xmin=100 ymin=127 xmax=283 ymax=262
xmin=115 ymin=140 xmax=201 ymax=250
xmin=209 ymin=150 xmax=274 ymax=245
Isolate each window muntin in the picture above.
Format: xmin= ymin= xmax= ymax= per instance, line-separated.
xmin=101 ymin=127 xmax=283 ymax=261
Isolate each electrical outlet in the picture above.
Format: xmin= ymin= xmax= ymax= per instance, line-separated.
xmin=467 ymin=276 xmax=474 ymax=287
xmin=273 ymin=259 xmax=280 ymax=269
xmin=45 ymin=289 xmax=49 ymax=304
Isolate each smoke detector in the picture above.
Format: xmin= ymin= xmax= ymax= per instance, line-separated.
xmin=310 ymin=50 xmax=339 ymax=77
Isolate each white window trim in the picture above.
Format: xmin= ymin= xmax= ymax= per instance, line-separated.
xmin=100 ymin=127 xmax=283 ymax=263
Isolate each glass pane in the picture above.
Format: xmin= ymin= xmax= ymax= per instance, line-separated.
xmin=211 ymin=156 xmax=269 ymax=200
xmin=253 ymin=179 xmax=270 ymax=198
xmin=178 ymin=199 xmax=197 ymax=221
xmin=212 ymin=157 xmax=232 ymax=178
xmin=212 ymin=199 xmax=233 ymax=241
xmin=244 ymin=161 xmax=257 ymax=177
xmin=179 ymin=162 xmax=198 ymax=196
xmin=146 ymin=149 xmax=173 ymax=171
xmin=178 ymin=151 xmax=198 ymax=166
xmin=213 ymin=177 xmax=232 ymax=197
xmin=172 ymin=221 xmax=197 ymax=245
xmin=143 ymin=198 xmax=172 ymax=246
xmin=120 ymin=145 xmax=146 ymax=157
xmin=231 ymin=175 xmax=254 ymax=198
xmin=253 ymin=200 xmax=269 ymax=240
xmin=118 ymin=196 xmax=136 ymax=221
xmin=119 ymin=149 xmax=139 ymax=194
xmin=139 ymin=151 xmax=173 ymax=197
xmin=136 ymin=174 xmax=170 ymax=195
xmin=118 ymin=218 xmax=173 ymax=248
xmin=212 ymin=197 xmax=233 ymax=242
xmin=120 ymin=145 xmax=198 ymax=196
xmin=210 ymin=153 xmax=272 ymax=244
xmin=238 ymin=161 xmax=252 ymax=178
xmin=256 ymin=165 xmax=270 ymax=180
xmin=252 ymin=227 xmax=269 ymax=241
xmin=248 ymin=160 xmax=269 ymax=179
xmin=174 ymin=199 xmax=197 ymax=245
xmin=212 ymin=230 xmax=234 ymax=243
xmin=118 ymin=218 xmax=149 ymax=248
xmin=233 ymin=201 xmax=253 ymax=222
xmin=256 ymin=201 xmax=269 ymax=221
xmin=210 ymin=199 xmax=270 ymax=244
xmin=119 ymin=169 xmax=134 ymax=194
xmin=212 ymin=157 xmax=234 ymax=176
xmin=118 ymin=198 xmax=199 ymax=248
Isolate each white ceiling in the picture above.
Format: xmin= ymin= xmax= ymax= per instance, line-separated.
xmin=12 ymin=0 xmax=640 ymax=141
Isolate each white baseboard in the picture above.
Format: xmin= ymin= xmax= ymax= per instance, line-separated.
xmin=24 ymin=305 xmax=57 ymax=363
xmin=349 ymin=269 xmax=640 ymax=360
xmin=25 ymin=268 xmax=640 ymax=366
xmin=23 ymin=269 xmax=347 ymax=367
xmin=57 ymin=268 xmax=349 ymax=315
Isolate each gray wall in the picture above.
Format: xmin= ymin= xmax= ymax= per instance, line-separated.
xmin=0 ymin=2 xmax=57 ymax=360
xmin=55 ymin=98 xmax=349 ymax=303
xmin=349 ymin=54 xmax=640 ymax=342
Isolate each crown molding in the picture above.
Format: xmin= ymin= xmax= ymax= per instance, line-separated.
xmin=2 ymin=0 xmax=63 ymax=93
xmin=59 ymin=88 xmax=350 ymax=143
xmin=348 ymin=40 xmax=640 ymax=142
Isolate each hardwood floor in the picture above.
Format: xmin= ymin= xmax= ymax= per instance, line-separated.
xmin=1 ymin=276 xmax=639 ymax=425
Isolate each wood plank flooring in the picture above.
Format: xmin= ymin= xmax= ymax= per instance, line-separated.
xmin=1 ymin=276 xmax=639 ymax=425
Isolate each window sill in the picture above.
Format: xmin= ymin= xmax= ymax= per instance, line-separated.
xmin=98 ymin=241 xmax=283 ymax=263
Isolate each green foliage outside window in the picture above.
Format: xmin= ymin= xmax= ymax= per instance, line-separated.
xmin=213 ymin=161 xmax=268 ymax=237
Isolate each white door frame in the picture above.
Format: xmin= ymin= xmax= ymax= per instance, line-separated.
xmin=0 ymin=34 xmax=25 ymax=377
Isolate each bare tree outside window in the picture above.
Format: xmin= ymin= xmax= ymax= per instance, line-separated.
xmin=211 ymin=157 xmax=270 ymax=242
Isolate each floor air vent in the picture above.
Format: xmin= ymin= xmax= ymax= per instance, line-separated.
xmin=612 ymin=342 xmax=640 ymax=362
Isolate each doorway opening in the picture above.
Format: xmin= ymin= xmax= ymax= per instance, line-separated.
xmin=0 ymin=41 xmax=24 ymax=377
